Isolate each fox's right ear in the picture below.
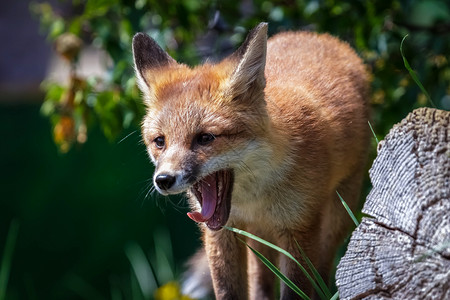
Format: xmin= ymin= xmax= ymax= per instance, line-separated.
xmin=132 ymin=33 xmax=176 ymax=101
xmin=224 ymin=22 xmax=268 ymax=100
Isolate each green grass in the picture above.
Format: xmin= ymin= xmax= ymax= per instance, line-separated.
xmin=125 ymin=226 xmax=180 ymax=300
xmin=225 ymin=226 xmax=335 ymax=300
xmin=294 ymin=240 xmax=332 ymax=299
xmin=368 ymin=121 xmax=379 ymax=145
xmin=336 ymin=191 xmax=360 ymax=227
xmin=245 ymin=241 xmax=310 ymax=300
xmin=0 ymin=219 xmax=20 ymax=300
xmin=125 ymin=241 xmax=157 ymax=300
xmin=400 ymin=35 xmax=436 ymax=108
xmin=224 ymin=191 xmax=363 ymax=300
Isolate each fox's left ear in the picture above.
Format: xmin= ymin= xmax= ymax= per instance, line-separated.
xmin=226 ymin=22 xmax=268 ymax=99
xmin=132 ymin=33 xmax=177 ymax=101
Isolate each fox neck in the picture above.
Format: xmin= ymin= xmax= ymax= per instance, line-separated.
xmin=233 ymin=114 xmax=291 ymax=202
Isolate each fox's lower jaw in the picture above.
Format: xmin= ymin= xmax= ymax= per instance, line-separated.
xmin=188 ymin=169 xmax=234 ymax=231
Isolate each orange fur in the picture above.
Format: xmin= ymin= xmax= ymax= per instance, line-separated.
xmin=133 ymin=23 xmax=370 ymax=299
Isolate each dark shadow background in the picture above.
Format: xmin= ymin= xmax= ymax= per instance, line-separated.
xmin=1 ymin=104 xmax=199 ymax=299
xmin=0 ymin=2 xmax=198 ymax=299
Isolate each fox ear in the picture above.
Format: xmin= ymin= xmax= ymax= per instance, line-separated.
xmin=226 ymin=22 xmax=268 ymax=99
xmin=132 ymin=33 xmax=176 ymax=99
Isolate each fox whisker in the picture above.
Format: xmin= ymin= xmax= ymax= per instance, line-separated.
xmin=117 ymin=130 xmax=137 ymax=144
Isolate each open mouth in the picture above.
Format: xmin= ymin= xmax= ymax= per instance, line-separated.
xmin=187 ymin=169 xmax=234 ymax=230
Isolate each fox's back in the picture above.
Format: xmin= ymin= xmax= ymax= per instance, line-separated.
xmin=264 ymin=31 xmax=370 ymax=189
xmin=265 ymin=31 xmax=368 ymax=95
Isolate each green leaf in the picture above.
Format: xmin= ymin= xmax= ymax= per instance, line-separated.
xmin=125 ymin=241 xmax=157 ymax=299
xmin=43 ymin=83 xmax=65 ymax=103
xmin=330 ymin=291 xmax=339 ymax=300
xmin=368 ymin=121 xmax=379 ymax=145
xmin=0 ymin=220 xmax=20 ymax=300
xmin=295 ymin=241 xmax=332 ymax=299
xmin=244 ymin=240 xmax=310 ymax=300
xmin=41 ymin=100 xmax=56 ymax=116
xmin=225 ymin=226 xmax=326 ymax=299
xmin=68 ymin=17 xmax=83 ymax=35
xmin=49 ymin=18 xmax=65 ymax=39
xmin=152 ymin=228 xmax=175 ymax=284
xmin=336 ymin=191 xmax=359 ymax=227
xmin=400 ymin=35 xmax=436 ymax=108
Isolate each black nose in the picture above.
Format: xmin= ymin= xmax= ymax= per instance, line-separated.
xmin=155 ymin=174 xmax=176 ymax=191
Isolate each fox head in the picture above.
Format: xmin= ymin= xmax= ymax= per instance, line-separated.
xmin=132 ymin=23 xmax=271 ymax=230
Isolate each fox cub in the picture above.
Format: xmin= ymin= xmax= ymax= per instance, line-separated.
xmin=132 ymin=23 xmax=370 ymax=299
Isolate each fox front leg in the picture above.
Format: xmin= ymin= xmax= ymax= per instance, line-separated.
xmin=204 ymin=229 xmax=248 ymax=300
xmin=278 ymin=227 xmax=322 ymax=300
xmin=247 ymin=230 xmax=277 ymax=300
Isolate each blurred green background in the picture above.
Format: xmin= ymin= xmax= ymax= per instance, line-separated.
xmin=1 ymin=0 xmax=449 ymax=299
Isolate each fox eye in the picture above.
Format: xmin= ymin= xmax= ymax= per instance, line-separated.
xmin=196 ymin=133 xmax=215 ymax=146
xmin=153 ymin=136 xmax=165 ymax=149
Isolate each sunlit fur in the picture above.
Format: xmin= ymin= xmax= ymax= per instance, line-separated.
xmin=133 ymin=23 xmax=370 ymax=300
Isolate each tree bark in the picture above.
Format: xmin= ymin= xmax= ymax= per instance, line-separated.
xmin=336 ymin=107 xmax=450 ymax=300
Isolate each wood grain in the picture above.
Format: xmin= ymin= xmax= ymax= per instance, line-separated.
xmin=336 ymin=108 xmax=449 ymax=299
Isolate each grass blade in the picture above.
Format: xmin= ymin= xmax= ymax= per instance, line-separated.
xmin=367 ymin=121 xmax=379 ymax=145
xmin=153 ymin=228 xmax=174 ymax=284
xmin=225 ymin=226 xmax=326 ymax=299
xmin=125 ymin=241 xmax=157 ymax=300
xmin=330 ymin=291 xmax=339 ymax=300
xmin=400 ymin=35 xmax=436 ymax=108
xmin=336 ymin=191 xmax=359 ymax=227
xmin=0 ymin=219 xmax=20 ymax=300
xmin=295 ymin=241 xmax=332 ymax=299
xmin=243 ymin=240 xmax=310 ymax=300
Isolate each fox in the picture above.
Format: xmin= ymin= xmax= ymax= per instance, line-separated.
xmin=132 ymin=22 xmax=370 ymax=299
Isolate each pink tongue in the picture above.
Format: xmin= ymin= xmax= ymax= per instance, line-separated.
xmin=187 ymin=174 xmax=217 ymax=223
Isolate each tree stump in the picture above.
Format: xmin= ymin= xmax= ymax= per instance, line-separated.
xmin=336 ymin=108 xmax=450 ymax=299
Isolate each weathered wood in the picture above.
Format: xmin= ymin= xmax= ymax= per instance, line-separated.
xmin=336 ymin=108 xmax=450 ymax=300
